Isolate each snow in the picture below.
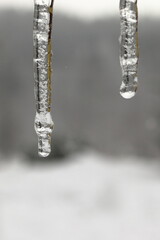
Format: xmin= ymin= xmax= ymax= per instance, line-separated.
xmin=0 ymin=151 xmax=160 ymax=240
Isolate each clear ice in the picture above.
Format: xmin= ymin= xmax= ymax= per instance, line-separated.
xmin=33 ymin=0 xmax=54 ymax=157
xmin=119 ymin=0 xmax=139 ymax=99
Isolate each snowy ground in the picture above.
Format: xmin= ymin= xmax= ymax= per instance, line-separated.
xmin=0 ymin=151 xmax=160 ymax=240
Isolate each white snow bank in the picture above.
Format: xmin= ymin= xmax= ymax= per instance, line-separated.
xmin=0 ymin=151 xmax=160 ymax=240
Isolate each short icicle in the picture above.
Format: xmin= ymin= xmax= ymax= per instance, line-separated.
xmin=119 ymin=0 xmax=139 ymax=99
xmin=33 ymin=0 xmax=54 ymax=157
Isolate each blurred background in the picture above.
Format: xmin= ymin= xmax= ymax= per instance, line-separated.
xmin=0 ymin=0 xmax=160 ymax=239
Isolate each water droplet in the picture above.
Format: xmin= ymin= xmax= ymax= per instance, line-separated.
xmin=120 ymin=81 xmax=138 ymax=99
xmin=35 ymin=112 xmax=54 ymax=157
xmin=120 ymin=87 xmax=136 ymax=99
xmin=38 ymin=135 xmax=51 ymax=157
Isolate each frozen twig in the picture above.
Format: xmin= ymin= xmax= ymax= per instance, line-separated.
xmin=119 ymin=0 xmax=139 ymax=99
xmin=33 ymin=0 xmax=54 ymax=157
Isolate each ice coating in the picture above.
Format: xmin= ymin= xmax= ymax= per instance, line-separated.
xmin=119 ymin=0 xmax=139 ymax=99
xmin=33 ymin=0 xmax=54 ymax=157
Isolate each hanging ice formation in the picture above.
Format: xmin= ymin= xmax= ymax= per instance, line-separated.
xmin=119 ymin=0 xmax=139 ymax=99
xmin=33 ymin=0 xmax=54 ymax=157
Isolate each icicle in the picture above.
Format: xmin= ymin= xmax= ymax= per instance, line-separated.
xmin=119 ymin=0 xmax=139 ymax=99
xmin=33 ymin=0 xmax=54 ymax=157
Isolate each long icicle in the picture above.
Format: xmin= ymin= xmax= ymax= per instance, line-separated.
xmin=119 ymin=0 xmax=139 ymax=99
xmin=33 ymin=0 xmax=54 ymax=157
